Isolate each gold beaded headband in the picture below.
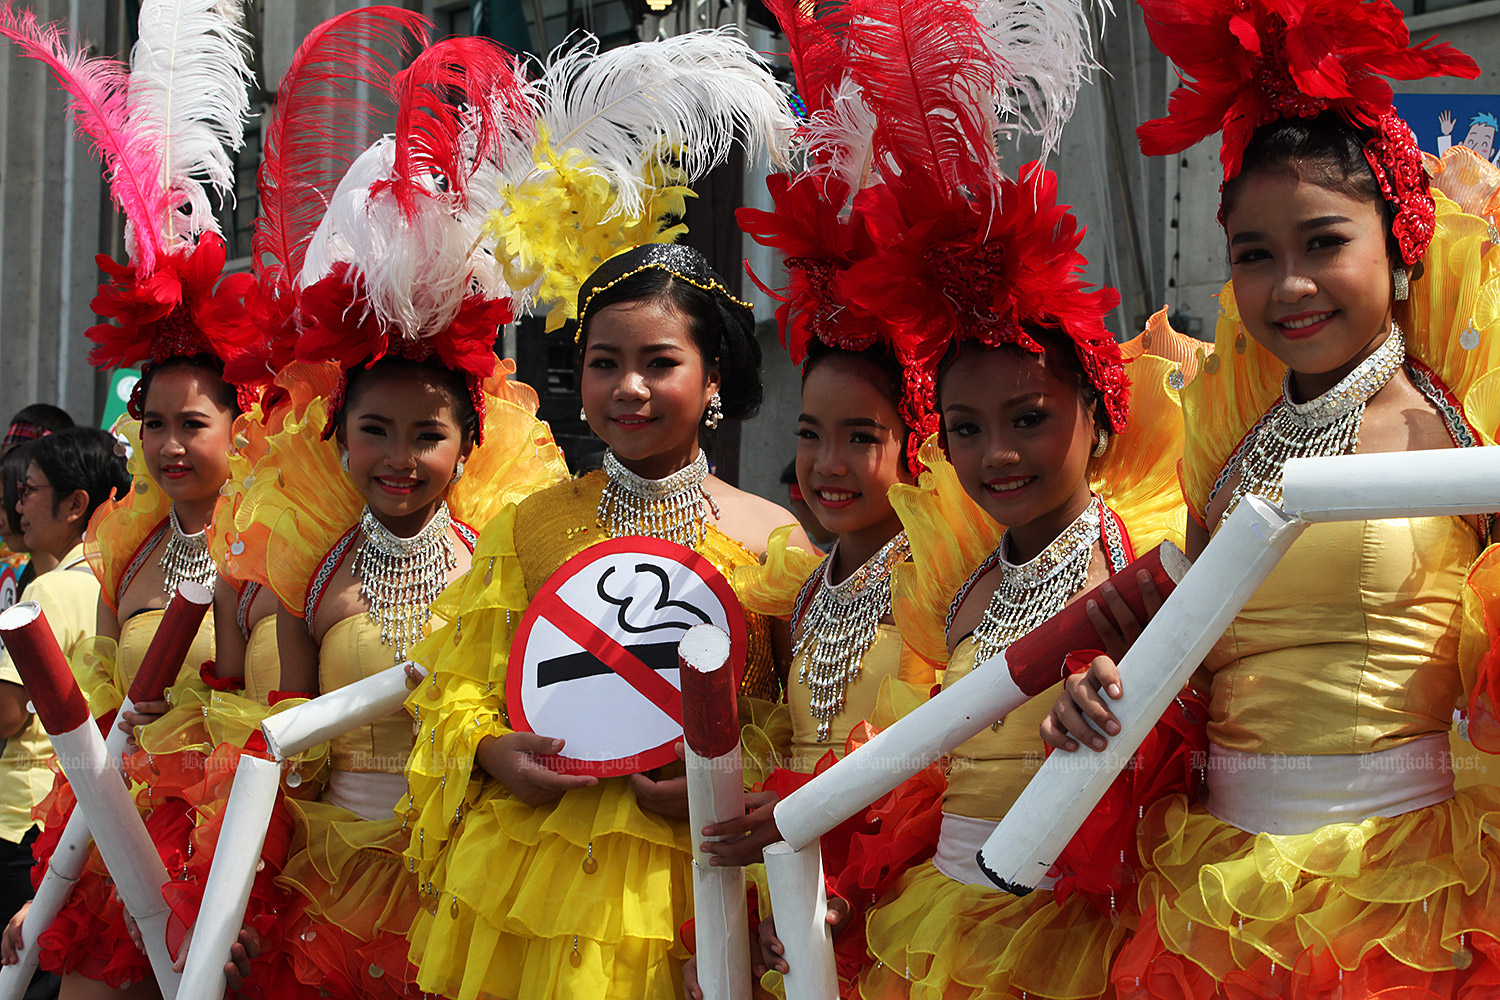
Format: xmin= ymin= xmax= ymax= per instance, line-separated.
xmin=575 ymin=244 xmax=752 ymax=342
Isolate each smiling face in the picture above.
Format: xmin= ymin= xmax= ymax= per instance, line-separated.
xmin=1224 ymin=170 xmax=1396 ymax=397
xmin=339 ymin=367 xmax=471 ymax=536
xmin=580 ymin=298 xmax=720 ymax=481
xmin=795 ymin=353 xmax=911 ymax=552
xmin=939 ymin=343 xmax=1097 ymax=557
xmin=139 ymin=365 xmax=235 ymax=519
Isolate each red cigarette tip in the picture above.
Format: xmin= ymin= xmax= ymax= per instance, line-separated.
xmin=680 ymin=626 xmax=738 ymax=758
xmin=128 ymin=583 xmax=214 ymax=703
xmin=0 ymin=603 xmax=90 ymax=732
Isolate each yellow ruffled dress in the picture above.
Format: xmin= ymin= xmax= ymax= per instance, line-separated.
xmin=226 ymin=366 xmax=566 ymax=1000
xmin=1111 ymin=191 xmax=1500 ymax=1000
xmin=402 ymin=471 xmax=778 ymax=1000
xmin=861 ymin=320 xmax=1193 ymax=1000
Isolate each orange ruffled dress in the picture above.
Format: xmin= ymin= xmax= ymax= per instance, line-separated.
xmin=233 ymin=369 xmax=566 ymax=1000
xmin=860 ymin=325 xmax=1196 ymax=1000
xmin=1111 ymin=191 xmax=1500 ymax=1000
xmin=402 ymin=471 xmax=778 ymax=1000
xmin=30 ymin=418 xmax=216 ymax=987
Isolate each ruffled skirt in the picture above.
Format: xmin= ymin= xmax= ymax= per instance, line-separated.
xmin=407 ymin=777 xmax=691 ymax=1000
xmin=1111 ymin=788 xmax=1500 ymax=999
xmin=860 ymin=858 xmax=1130 ymax=1000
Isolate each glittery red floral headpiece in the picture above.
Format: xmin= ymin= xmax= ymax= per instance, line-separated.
xmin=738 ymin=0 xmax=1124 ymax=469
xmin=1136 ymin=0 xmax=1479 ymax=264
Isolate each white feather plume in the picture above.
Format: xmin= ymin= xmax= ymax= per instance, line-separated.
xmin=127 ymin=0 xmax=254 ymax=242
xmin=800 ymin=74 xmax=880 ymax=196
xmin=502 ymin=28 xmax=795 ymax=220
xmin=973 ymin=0 xmax=1104 ymax=161
xmin=301 ymin=136 xmax=504 ymax=342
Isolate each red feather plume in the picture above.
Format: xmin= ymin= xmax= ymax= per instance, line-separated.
xmin=254 ymin=6 xmax=430 ymax=303
xmin=382 ymin=35 xmax=534 ymax=216
xmin=1137 ymin=0 xmax=1479 ymax=178
xmin=762 ymin=0 xmax=851 ymax=118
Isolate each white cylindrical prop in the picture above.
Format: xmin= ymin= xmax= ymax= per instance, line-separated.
xmin=763 ymin=841 xmax=837 ymax=1000
xmin=680 ymin=625 xmax=750 ymax=1000
xmin=0 ymin=603 xmax=181 ymax=997
xmin=1281 ymin=447 xmax=1500 ymax=521
xmin=261 ymin=661 xmax=424 ymax=760
xmin=176 ymin=755 xmax=281 ymax=1000
xmin=771 ymin=544 xmax=1192 ymax=852
xmin=973 ymin=494 xmax=1307 ymax=895
xmin=0 ymin=582 xmax=212 ymax=999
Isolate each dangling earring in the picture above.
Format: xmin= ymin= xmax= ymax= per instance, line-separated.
xmin=703 ymin=392 xmax=723 ymax=430
xmin=1392 ymin=266 xmax=1409 ymax=301
xmin=339 ymin=449 xmax=351 ymax=473
xmin=579 ymin=404 xmax=587 ymax=421
xmin=451 ymin=459 xmax=465 ymax=484
xmin=1092 ymin=429 xmax=1110 ymax=458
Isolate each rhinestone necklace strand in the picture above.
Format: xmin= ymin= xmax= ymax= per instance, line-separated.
xmin=971 ymin=496 xmax=1102 ymax=665
xmin=160 ymin=505 xmax=217 ymax=595
xmin=351 ymin=502 xmax=457 ymax=662
xmin=793 ymin=531 xmax=911 ymax=742
xmin=1224 ymin=325 xmax=1405 ymax=518
xmin=597 ymin=449 xmax=720 ymax=548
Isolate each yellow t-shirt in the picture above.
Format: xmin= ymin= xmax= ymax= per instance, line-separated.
xmin=0 ymin=543 xmax=100 ymax=843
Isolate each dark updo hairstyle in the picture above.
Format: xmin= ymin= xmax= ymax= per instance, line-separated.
xmin=801 ymin=339 xmax=911 ymax=470
xmin=1 ymin=440 xmax=34 ymax=535
xmin=133 ymin=354 xmax=242 ymax=420
xmin=577 ymin=244 xmax=764 ymax=421
xmin=336 ymin=357 xmax=480 ymax=448
xmin=27 ymin=427 xmax=131 ymax=525
xmin=1220 ymin=112 xmax=1400 ymax=264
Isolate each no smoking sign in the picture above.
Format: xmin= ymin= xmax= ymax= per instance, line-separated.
xmin=508 ymin=537 xmax=747 ymax=777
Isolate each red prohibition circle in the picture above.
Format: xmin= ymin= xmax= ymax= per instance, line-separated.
xmin=507 ymin=536 xmax=748 ymax=777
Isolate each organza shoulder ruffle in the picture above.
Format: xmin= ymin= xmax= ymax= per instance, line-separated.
xmin=1181 ymin=191 xmax=1500 ymax=519
xmin=890 ymin=308 xmax=1194 ymax=663
xmin=1427 ymin=145 xmax=1500 ymax=233
xmin=218 ymin=361 xmax=566 ymax=615
xmin=84 ymin=417 xmax=170 ymax=613
xmin=734 ymin=523 xmax=824 ymax=618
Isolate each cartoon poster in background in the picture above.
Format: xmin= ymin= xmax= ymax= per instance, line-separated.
xmin=1394 ymin=93 xmax=1500 ymax=162
xmin=0 ymin=564 xmax=19 ymax=652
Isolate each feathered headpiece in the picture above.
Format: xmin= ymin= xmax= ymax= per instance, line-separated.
xmin=482 ymin=28 xmax=795 ymax=334
xmin=0 ymin=1 xmax=258 ymax=411
xmin=292 ymin=34 xmax=535 ymax=441
xmin=738 ymin=0 xmax=1123 ymax=468
xmin=224 ymin=6 xmax=431 ymax=398
xmin=1136 ymin=0 xmax=1479 ymax=264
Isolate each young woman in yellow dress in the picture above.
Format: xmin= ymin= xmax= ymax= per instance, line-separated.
xmin=402 ymin=240 xmax=807 ymax=1000
xmin=1045 ymin=0 xmax=1500 ymax=995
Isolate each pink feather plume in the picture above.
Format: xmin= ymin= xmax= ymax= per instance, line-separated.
xmin=0 ymin=3 xmax=169 ymax=270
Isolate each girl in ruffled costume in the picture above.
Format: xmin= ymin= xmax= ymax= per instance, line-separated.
xmin=193 ymin=33 xmax=572 ymax=1000
xmin=0 ymin=3 xmax=267 ymax=993
xmin=1047 ymin=0 xmax=1500 ymax=995
xmin=399 ymin=32 xmax=801 ymax=1000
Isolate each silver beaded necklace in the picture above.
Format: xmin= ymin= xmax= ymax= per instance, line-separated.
xmin=597 ymin=449 xmax=721 ymax=548
xmin=792 ymin=531 xmax=911 ymax=742
xmin=351 ymin=502 xmax=457 ymax=662
xmin=1222 ymin=324 xmax=1405 ymax=518
xmin=971 ymin=496 xmax=1102 ymax=665
xmin=160 ymin=505 xmax=217 ymax=595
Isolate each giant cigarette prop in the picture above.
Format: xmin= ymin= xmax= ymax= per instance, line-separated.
xmin=680 ymin=625 xmax=751 ymax=1000
xmin=260 ymin=660 xmax=424 ymax=760
xmin=772 ymin=543 xmax=1191 ymax=852
xmin=0 ymin=604 xmax=183 ymax=998
xmin=973 ymin=495 xmax=1306 ymax=895
xmin=0 ymin=582 xmax=210 ymax=1000
xmin=1281 ymin=447 xmax=1500 ymax=521
xmin=176 ymin=755 xmax=280 ymax=1000
xmin=763 ymin=841 xmax=837 ymax=1000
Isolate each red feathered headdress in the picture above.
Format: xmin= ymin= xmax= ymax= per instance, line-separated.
xmin=1136 ymin=0 xmax=1479 ymax=264
xmin=738 ymin=0 xmax=1123 ymax=469
xmin=0 ymin=2 xmax=262 ymax=415
xmin=291 ymin=34 xmax=534 ymax=442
